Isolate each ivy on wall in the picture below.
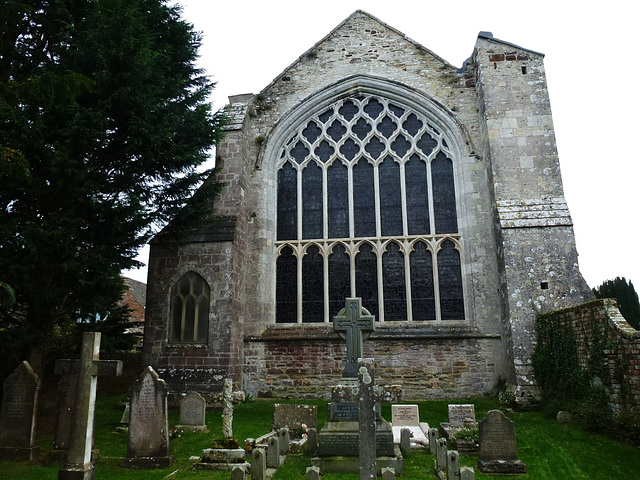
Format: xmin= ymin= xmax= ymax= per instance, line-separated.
xmin=532 ymin=302 xmax=640 ymax=445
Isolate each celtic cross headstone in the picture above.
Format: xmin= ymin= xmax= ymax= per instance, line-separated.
xmin=333 ymin=298 xmax=375 ymax=377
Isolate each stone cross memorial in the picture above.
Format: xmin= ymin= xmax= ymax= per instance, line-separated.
xmin=221 ymin=378 xmax=234 ymax=440
xmin=0 ymin=361 xmax=40 ymax=461
xmin=56 ymin=332 xmax=122 ymax=480
xmin=333 ymin=298 xmax=375 ymax=377
xmin=121 ymin=366 xmax=173 ymax=469
xmin=332 ymin=358 xmax=402 ymax=480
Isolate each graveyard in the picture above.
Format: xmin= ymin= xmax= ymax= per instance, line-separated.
xmin=1 ymin=373 xmax=639 ymax=479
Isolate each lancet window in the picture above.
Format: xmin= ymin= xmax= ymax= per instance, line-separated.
xmin=169 ymin=272 xmax=210 ymax=343
xmin=275 ymin=95 xmax=465 ymax=323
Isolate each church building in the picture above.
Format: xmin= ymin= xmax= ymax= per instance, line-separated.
xmin=142 ymin=11 xmax=593 ymax=402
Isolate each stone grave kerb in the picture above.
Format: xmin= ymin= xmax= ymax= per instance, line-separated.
xmin=333 ymin=298 xmax=375 ymax=377
xmin=334 ymin=358 xmax=402 ymax=480
xmin=57 ymin=332 xmax=122 ymax=480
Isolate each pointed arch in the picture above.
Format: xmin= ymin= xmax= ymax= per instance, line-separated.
xmin=169 ymin=272 xmax=210 ymax=343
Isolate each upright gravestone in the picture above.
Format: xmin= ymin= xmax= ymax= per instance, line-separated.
xmin=178 ymin=391 xmax=207 ymax=432
xmin=0 ymin=361 xmax=40 ymax=461
xmin=333 ymin=298 xmax=375 ymax=377
xmin=477 ymin=410 xmax=526 ymax=474
xmin=448 ymin=404 xmax=476 ymax=427
xmin=121 ymin=366 xmax=173 ymax=469
xmin=57 ymin=332 xmax=122 ymax=480
xmin=391 ymin=404 xmax=429 ymax=447
xmin=252 ymin=448 xmax=266 ymax=480
xmin=54 ymin=374 xmax=77 ymax=452
xmin=273 ymin=403 xmax=317 ymax=431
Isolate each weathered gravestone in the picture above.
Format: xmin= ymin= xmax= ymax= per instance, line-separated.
xmin=273 ymin=403 xmax=317 ymax=431
xmin=391 ymin=404 xmax=429 ymax=447
xmin=57 ymin=332 xmax=122 ymax=480
xmin=448 ymin=404 xmax=476 ymax=427
xmin=440 ymin=403 xmax=478 ymax=454
xmin=177 ymin=391 xmax=207 ymax=432
xmin=477 ymin=409 xmax=526 ymax=474
xmin=252 ymin=447 xmax=267 ymax=480
xmin=53 ymin=374 xmax=77 ymax=453
xmin=120 ymin=366 xmax=173 ymax=469
xmin=333 ymin=297 xmax=375 ymax=378
xmin=0 ymin=361 xmax=40 ymax=461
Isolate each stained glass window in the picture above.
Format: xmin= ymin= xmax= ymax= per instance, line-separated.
xmin=383 ymin=242 xmax=407 ymax=321
xmin=355 ymin=243 xmax=379 ymax=317
xmin=438 ymin=240 xmax=465 ymax=320
xmin=327 ymin=162 xmax=349 ymax=238
xmin=276 ymin=247 xmax=297 ymax=323
xmin=410 ymin=242 xmax=436 ymax=320
xmin=169 ymin=272 xmax=210 ymax=343
xmin=302 ymin=162 xmax=323 ymax=239
xmin=302 ymin=246 xmax=324 ymax=322
xmin=277 ymin=163 xmax=297 ymax=241
xmin=379 ymin=157 xmax=402 ymax=237
xmin=328 ymin=244 xmax=351 ymax=318
xmin=275 ymin=94 xmax=464 ymax=323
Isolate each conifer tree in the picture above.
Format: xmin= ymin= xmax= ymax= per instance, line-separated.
xmin=0 ymin=0 xmax=224 ymax=367
xmin=592 ymin=277 xmax=640 ymax=330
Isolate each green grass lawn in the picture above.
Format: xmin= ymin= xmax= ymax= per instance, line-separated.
xmin=1 ymin=396 xmax=638 ymax=479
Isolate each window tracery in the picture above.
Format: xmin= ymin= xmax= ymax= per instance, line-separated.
xmin=275 ymin=94 xmax=465 ymax=323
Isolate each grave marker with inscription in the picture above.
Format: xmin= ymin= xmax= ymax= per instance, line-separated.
xmin=448 ymin=404 xmax=476 ymax=427
xmin=477 ymin=410 xmax=526 ymax=474
xmin=273 ymin=403 xmax=317 ymax=430
xmin=0 ymin=361 xmax=40 ymax=461
xmin=121 ymin=366 xmax=173 ymax=469
xmin=178 ymin=391 xmax=207 ymax=432
xmin=390 ymin=404 xmax=429 ymax=447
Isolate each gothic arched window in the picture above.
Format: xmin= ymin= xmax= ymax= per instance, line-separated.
xmin=169 ymin=272 xmax=210 ymax=343
xmin=275 ymin=95 xmax=465 ymax=323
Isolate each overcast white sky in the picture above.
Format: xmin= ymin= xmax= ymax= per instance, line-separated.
xmin=126 ymin=0 xmax=639 ymax=290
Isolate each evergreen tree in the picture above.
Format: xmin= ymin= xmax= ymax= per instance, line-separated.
xmin=0 ymin=0 xmax=225 ymax=368
xmin=592 ymin=277 xmax=640 ymax=330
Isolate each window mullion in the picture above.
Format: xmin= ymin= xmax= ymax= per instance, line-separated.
xmin=400 ymin=160 xmax=408 ymax=237
xmin=404 ymin=242 xmax=413 ymax=321
xmin=297 ymin=246 xmax=303 ymax=324
xmin=374 ymin=162 xmax=381 ymax=238
xmin=348 ymin=162 xmax=354 ymax=239
xmin=323 ymin=245 xmax=330 ymax=323
xmin=426 ymin=157 xmax=436 ymax=235
xmin=433 ymin=240 xmax=442 ymax=321
xmin=297 ymin=167 xmax=303 ymax=241
xmin=377 ymin=240 xmax=384 ymax=322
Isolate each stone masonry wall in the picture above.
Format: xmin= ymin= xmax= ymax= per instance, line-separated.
xmin=474 ymin=34 xmax=593 ymax=402
xmin=244 ymin=326 xmax=503 ymax=400
xmin=537 ymin=299 xmax=640 ymax=412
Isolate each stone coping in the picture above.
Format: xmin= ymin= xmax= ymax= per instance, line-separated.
xmin=246 ymin=325 xmax=500 ymax=342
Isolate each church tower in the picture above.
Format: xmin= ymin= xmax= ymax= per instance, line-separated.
xmin=142 ymin=11 xmax=592 ymax=402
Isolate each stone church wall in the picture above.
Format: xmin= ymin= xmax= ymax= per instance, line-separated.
xmin=143 ymin=12 xmax=593 ymax=401
xmin=243 ymin=329 xmax=502 ymax=400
